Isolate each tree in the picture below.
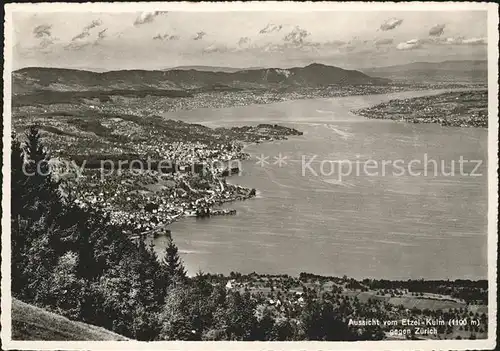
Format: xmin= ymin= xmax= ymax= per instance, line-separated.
xmin=24 ymin=126 xmax=48 ymax=175
xmin=22 ymin=126 xmax=62 ymax=219
xmin=273 ymin=317 xmax=296 ymax=341
xmin=47 ymin=251 xmax=86 ymax=319
xmin=300 ymin=298 xmax=323 ymax=340
xmin=11 ymin=135 xmax=29 ymax=295
xmin=254 ymin=306 xmax=275 ymax=340
xmin=19 ymin=216 xmax=61 ymax=303
xmin=223 ymin=291 xmax=258 ymax=340
xmin=10 ymin=132 xmax=68 ymax=303
xmin=159 ymin=286 xmax=197 ymax=340
xmin=9 ymin=129 xmax=169 ymax=341
xmin=11 ymin=133 xmax=27 ymax=215
xmin=300 ymin=300 xmax=354 ymax=341
xmin=161 ymin=239 xmax=187 ymax=287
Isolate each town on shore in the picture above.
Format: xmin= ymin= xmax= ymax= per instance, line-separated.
xmin=354 ymin=90 xmax=487 ymax=128
xmin=11 ymin=124 xmax=489 ymax=342
xmin=46 ymin=122 xmax=302 ymax=236
xmin=10 ymin=62 xmax=489 ymax=342
xmin=12 ymin=84 xmax=487 ymax=238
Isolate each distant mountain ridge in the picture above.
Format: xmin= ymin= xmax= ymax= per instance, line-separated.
xmin=12 ymin=63 xmax=390 ymax=94
xmin=361 ymin=60 xmax=487 ymax=83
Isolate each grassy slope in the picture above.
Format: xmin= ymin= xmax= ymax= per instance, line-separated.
xmin=11 ymin=298 xmax=129 ymax=341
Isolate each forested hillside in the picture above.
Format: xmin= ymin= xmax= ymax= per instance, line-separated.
xmin=10 ymin=126 xmax=358 ymax=341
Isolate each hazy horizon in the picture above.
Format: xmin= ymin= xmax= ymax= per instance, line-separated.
xmin=13 ymin=58 xmax=488 ymax=74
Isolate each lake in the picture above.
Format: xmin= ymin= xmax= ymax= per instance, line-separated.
xmin=155 ymin=90 xmax=488 ymax=280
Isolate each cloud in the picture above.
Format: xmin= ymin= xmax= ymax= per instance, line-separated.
xmin=193 ymin=31 xmax=206 ymax=40
xmin=442 ymin=36 xmax=464 ymax=45
xmin=238 ymin=36 xmax=251 ymax=46
xmin=259 ymin=23 xmax=283 ymax=34
xmin=424 ymin=36 xmax=486 ymax=46
xmin=247 ymin=37 xmax=357 ymax=55
xmin=33 ymin=24 xmax=52 ymax=38
xmin=31 ymin=24 xmax=59 ymax=51
xmin=202 ymin=43 xmax=230 ymax=54
xmin=429 ymin=24 xmax=446 ymax=37
xmin=343 ymin=43 xmax=360 ymax=52
xmin=260 ymin=43 xmax=283 ymax=53
xmin=134 ymin=11 xmax=168 ymax=26
xmin=374 ymin=38 xmax=393 ymax=46
xmin=66 ymin=21 xmax=107 ymax=50
xmin=283 ymin=26 xmax=310 ymax=46
xmin=72 ymin=19 xmax=103 ymax=41
xmin=336 ymin=37 xmax=370 ymax=52
xmin=460 ymin=37 xmax=487 ymax=45
xmin=153 ymin=33 xmax=180 ymax=41
xmin=417 ymin=37 xmax=441 ymax=45
xmin=64 ymin=41 xmax=92 ymax=51
xmin=380 ymin=18 xmax=403 ymax=31
xmin=97 ymin=28 xmax=107 ymax=40
xmin=72 ymin=31 xmax=90 ymax=41
xmin=250 ymin=39 xmax=321 ymax=55
xmin=323 ymin=40 xmax=347 ymax=48
xmin=396 ymin=39 xmax=422 ymax=50
xmin=88 ymin=29 xmax=108 ymax=47
xmin=39 ymin=38 xmax=56 ymax=49
xmin=84 ymin=19 xmax=103 ymax=32
xmin=393 ymin=35 xmax=486 ymax=50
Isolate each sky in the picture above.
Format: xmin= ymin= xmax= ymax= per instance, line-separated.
xmin=12 ymin=10 xmax=488 ymax=71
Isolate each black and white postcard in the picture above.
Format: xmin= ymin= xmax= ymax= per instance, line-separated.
xmin=2 ymin=2 xmax=498 ymax=350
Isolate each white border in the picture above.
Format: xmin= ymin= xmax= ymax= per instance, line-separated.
xmin=2 ymin=1 xmax=496 ymax=11
xmin=487 ymin=4 xmax=499 ymax=349
xmin=2 ymin=2 xmax=498 ymax=350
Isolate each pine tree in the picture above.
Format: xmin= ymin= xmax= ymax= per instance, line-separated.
xmin=11 ymin=135 xmax=28 ymax=295
xmin=9 ymin=127 xmax=187 ymax=340
xmin=11 ymin=133 xmax=30 ymax=237
xmin=24 ymin=126 xmax=48 ymax=171
xmin=11 ymin=133 xmax=27 ymax=204
xmin=161 ymin=238 xmax=187 ymax=286
xmin=22 ymin=126 xmax=62 ymax=218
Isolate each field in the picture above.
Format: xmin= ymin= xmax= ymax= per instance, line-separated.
xmin=215 ymin=273 xmax=488 ymax=340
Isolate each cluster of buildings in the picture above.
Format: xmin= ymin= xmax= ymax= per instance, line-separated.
xmin=59 ymin=166 xmax=255 ymax=235
xmin=216 ymin=273 xmax=487 ymax=340
xmin=89 ymin=85 xmax=438 ymax=117
xmin=11 ymin=84 xmax=323 ymax=238
xmin=13 ymin=97 xmax=305 ymax=238
xmin=19 ymin=83 xmax=455 ymax=122
xmin=355 ymin=90 xmax=487 ymax=128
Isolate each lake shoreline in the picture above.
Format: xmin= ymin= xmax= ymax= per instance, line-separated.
xmin=353 ymin=89 xmax=487 ymax=128
xmin=155 ymin=88 xmax=487 ymax=280
xmin=164 ymin=86 xmax=478 ymax=224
